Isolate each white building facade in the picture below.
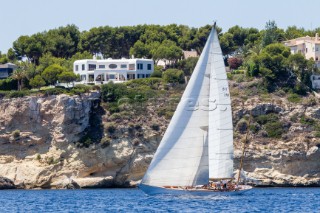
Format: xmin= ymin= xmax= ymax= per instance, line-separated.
xmin=284 ymin=34 xmax=320 ymax=67
xmin=73 ymin=58 xmax=154 ymax=84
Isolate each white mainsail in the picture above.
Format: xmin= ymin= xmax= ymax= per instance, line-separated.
xmin=208 ymin=29 xmax=234 ymax=179
xmin=141 ymin=26 xmax=233 ymax=187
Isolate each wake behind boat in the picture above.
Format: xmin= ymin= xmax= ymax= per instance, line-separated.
xmin=139 ymin=23 xmax=252 ymax=196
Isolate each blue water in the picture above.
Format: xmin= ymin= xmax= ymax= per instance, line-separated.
xmin=0 ymin=188 xmax=319 ymax=212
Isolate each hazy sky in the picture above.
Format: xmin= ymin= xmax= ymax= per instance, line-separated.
xmin=1 ymin=0 xmax=320 ymax=53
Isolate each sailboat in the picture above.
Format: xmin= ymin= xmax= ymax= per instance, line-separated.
xmin=139 ymin=24 xmax=252 ymax=196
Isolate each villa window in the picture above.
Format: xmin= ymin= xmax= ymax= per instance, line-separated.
xmin=75 ymin=65 xmax=79 ymax=71
xmin=147 ymin=64 xmax=152 ymax=70
xmin=129 ymin=64 xmax=135 ymax=70
xmin=317 ymin=48 xmax=319 ymax=52
xmin=99 ymin=65 xmax=106 ymax=69
xmin=109 ymin=64 xmax=117 ymax=69
xmin=137 ymin=63 xmax=143 ymax=70
xmin=146 ymin=74 xmax=150 ymax=78
xmin=121 ymin=64 xmax=127 ymax=69
xmin=88 ymin=64 xmax=96 ymax=71
xmin=316 ymin=57 xmax=319 ymax=61
xmin=82 ymin=64 xmax=85 ymax=71
xmin=306 ymin=48 xmax=308 ymax=53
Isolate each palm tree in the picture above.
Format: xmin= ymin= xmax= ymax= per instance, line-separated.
xmin=11 ymin=67 xmax=26 ymax=91
xmin=249 ymin=44 xmax=263 ymax=57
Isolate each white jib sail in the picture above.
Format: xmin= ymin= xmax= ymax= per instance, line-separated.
xmin=141 ymin=28 xmax=217 ymax=187
xmin=208 ymin=29 xmax=234 ymax=179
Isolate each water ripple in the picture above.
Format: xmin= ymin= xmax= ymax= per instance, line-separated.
xmin=0 ymin=188 xmax=319 ymax=212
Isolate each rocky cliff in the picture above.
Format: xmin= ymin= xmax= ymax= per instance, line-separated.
xmin=0 ymin=87 xmax=319 ymax=189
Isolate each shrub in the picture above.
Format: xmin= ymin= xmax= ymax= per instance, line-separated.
xmin=236 ymin=119 xmax=248 ymax=134
xmin=70 ymin=84 xmax=91 ymax=95
xmin=46 ymin=156 xmax=59 ymax=165
xmin=105 ymin=122 xmax=116 ymax=134
xmin=109 ymin=113 xmax=122 ymax=122
xmin=101 ymin=82 xmax=127 ymax=102
xmin=36 ymin=154 xmax=41 ymax=161
xmin=100 ymin=137 xmax=111 ymax=148
xmin=150 ymin=70 xmax=162 ymax=78
xmin=255 ymin=113 xmax=278 ymax=125
xmin=314 ymin=131 xmax=320 ymax=138
xmin=233 ymin=74 xmax=245 ymax=83
xmin=30 ymin=75 xmax=46 ymax=89
xmin=43 ymin=88 xmax=66 ymax=96
xmin=300 ymin=116 xmax=316 ymax=126
xmin=12 ymin=129 xmax=20 ymax=139
xmin=265 ymin=121 xmax=283 ymax=138
xmin=287 ymin=93 xmax=302 ymax=103
xmin=249 ymin=123 xmax=260 ymax=133
xmin=151 ymin=123 xmax=160 ymax=131
xmin=228 ymin=57 xmax=243 ymax=70
xmin=0 ymin=78 xmax=17 ymax=90
xmin=165 ymin=111 xmax=174 ymax=119
xmin=78 ymin=135 xmax=93 ymax=148
xmin=303 ymin=97 xmax=317 ymax=107
xmin=6 ymin=90 xmax=30 ymax=98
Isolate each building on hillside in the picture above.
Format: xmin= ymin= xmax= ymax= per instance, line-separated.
xmin=156 ymin=50 xmax=198 ymax=68
xmin=73 ymin=58 xmax=154 ymax=84
xmin=283 ymin=34 xmax=320 ymax=67
xmin=183 ymin=50 xmax=198 ymax=59
xmin=0 ymin=63 xmax=18 ymax=79
xmin=311 ymin=74 xmax=320 ymax=89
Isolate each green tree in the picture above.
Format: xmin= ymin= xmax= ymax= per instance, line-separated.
xmin=177 ymin=57 xmax=199 ymax=76
xmin=152 ymin=40 xmax=183 ymax=66
xmin=285 ymin=26 xmax=306 ymax=40
xmin=262 ymin=20 xmax=284 ymax=47
xmin=58 ymin=71 xmax=77 ymax=85
xmin=41 ymin=64 xmax=64 ymax=85
xmin=29 ymin=75 xmax=46 ymax=89
xmin=162 ymin=69 xmax=185 ymax=84
xmin=7 ymin=48 xmax=16 ymax=62
xmin=256 ymin=43 xmax=291 ymax=90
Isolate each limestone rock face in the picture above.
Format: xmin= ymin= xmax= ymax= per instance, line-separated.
xmin=0 ymin=92 xmax=161 ymax=189
xmin=0 ymin=91 xmax=319 ymax=189
xmin=232 ymin=95 xmax=320 ymax=187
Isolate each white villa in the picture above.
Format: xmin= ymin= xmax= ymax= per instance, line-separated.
xmin=73 ymin=58 xmax=154 ymax=84
xmin=284 ymin=34 xmax=320 ymax=67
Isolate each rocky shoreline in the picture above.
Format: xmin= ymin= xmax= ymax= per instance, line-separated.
xmin=0 ymin=91 xmax=319 ymax=189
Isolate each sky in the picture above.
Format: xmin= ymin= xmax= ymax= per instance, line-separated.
xmin=1 ymin=0 xmax=320 ymax=53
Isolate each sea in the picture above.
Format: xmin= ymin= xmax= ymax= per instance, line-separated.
xmin=0 ymin=188 xmax=319 ymax=212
